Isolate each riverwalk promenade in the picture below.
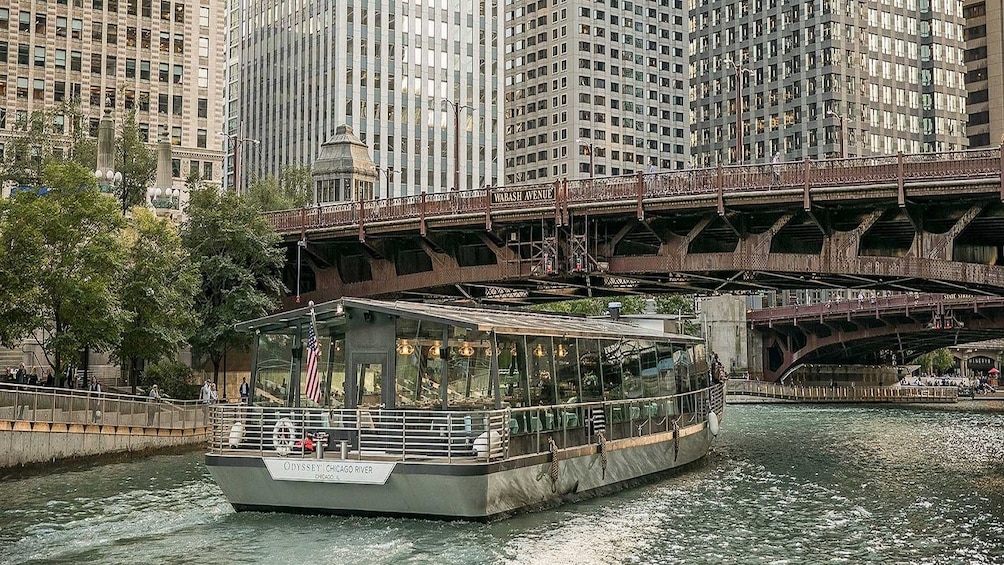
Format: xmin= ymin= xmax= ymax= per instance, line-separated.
xmin=0 ymin=383 xmax=209 ymax=468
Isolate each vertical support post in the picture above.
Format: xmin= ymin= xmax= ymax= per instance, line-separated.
xmin=485 ymin=184 xmax=493 ymax=230
xmin=554 ymin=179 xmax=562 ymax=227
xmin=716 ymin=162 xmax=725 ymax=216
xmin=736 ymin=68 xmax=743 ymax=164
xmin=357 ymin=201 xmax=365 ymax=242
xmin=803 ymin=158 xmax=811 ymax=211
xmin=999 ymin=144 xmax=1003 ymax=202
xmin=897 ymin=151 xmax=905 ymax=207
xmin=454 ymin=106 xmax=461 ymax=193
xmin=419 ymin=191 xmax=427 ymax=237
xmin=636 ymin=171 xmax=645 ymax=221
xmin=562 ymin=178 xmax=569 ymax=225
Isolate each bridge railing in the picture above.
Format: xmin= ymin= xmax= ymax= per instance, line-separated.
xmin=263 ymin=147 xmax=1002 ymax=234
xmin=0 ymin=383 xmax=207 ymax=429
xmin=748 ymin=293 xmax=1004 ymax=324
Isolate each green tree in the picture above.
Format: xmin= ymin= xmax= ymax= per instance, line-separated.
xmin=0 ymin=110 xmax=63 ymax=188
xmin=115 ymin=110 xmax=157 ymax=213
xmin=116 ymin=208 xmax=200 ymax=393
xmin=0 ymin=162 xmax=128 ymax=375
xmin=245 ymin=165 xmax=313 ymax=211
xmin=181 ymin=187 xmax=286 ymax=383
xmin=916 ymin=348 xmax=955 ymax=375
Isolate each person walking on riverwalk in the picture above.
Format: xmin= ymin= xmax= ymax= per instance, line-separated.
xmin=147 ymin=385 xmax=161 ymax=426
xmin=89 ymin=380 xmax=102 ymax=423
xmin=239 ymin=378 xmax=250 ymax=404
xmin=15 ymin=363 xmax=26 ymax=384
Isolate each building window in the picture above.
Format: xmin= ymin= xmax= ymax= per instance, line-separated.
xmin=107 ymin=24 xmax=118 ymax=44
xmin=198 ymin=67 xmax=208 ymax=88
xmin=140 ymin=60 xmax=150 ymax=80
xmin=197 ymin=129 xmax=207 ymax=148
xmin=197 ymin=98 xmax=207 ymax=118
xmin=158 ymin=93 xmax=168 ymax=113
xmin=71 ymin=51 xmax=82 ymax=71
xmin=172 ymin=95 xmax=182 ymax=115
xmin=18 ymin=44 xmax=29 ymax=65
xmin=203 ymin=161 xmax=213 ymax=180
xmin=72 ymin=19 xmax=83 ymax=39
xmin=17 ymin=77 xmax=28 ymax=99
xmin=34 ymin=46 xmax=46 ymax=67
xmin=171 ymin=158 xmax=180 ymax=177
xmin=160 ymin=0 xmax=171 ymax=20
xmin=92 ymin=22 xmax=103 ymax=41
xmin=199 ymin=6 xmax=209 ymax=27
xmin=199 ymin=37 xmax=209 ymax=58
xmin=32 ymin=79 xmax=44 ymax=100
xmin=159 ymin=62 xmax=169 ymax=82
xmin=19 ymin=11 xmax=30 ymax=33
xmin=91 ymin=53 xmax=102 ymax=74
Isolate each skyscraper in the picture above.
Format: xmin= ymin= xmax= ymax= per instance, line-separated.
xmin=224 ymin=0 xmax=504 ymax=198
xmin=0 ymin=0 xmax=225 ymax=194
xmin=689 ymin=0 xmax=969 ymax=167
xmin=962 ymin=0 xmax=1004 ymax=148
xmin=502 ymin=0 xmax=692 ymax=185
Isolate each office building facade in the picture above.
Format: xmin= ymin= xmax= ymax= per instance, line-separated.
xmin=689 ymin=0 xmax=969 ymax=167
xmin=0 ymin=0 xmax=225 ymax=194
xmin=502 ymin=0 xmax=692 ymax=185
xmin=224 ymin=0 xmax=504 ymax=198
xmin=962 ymin=0 xmax=1004 ymax=148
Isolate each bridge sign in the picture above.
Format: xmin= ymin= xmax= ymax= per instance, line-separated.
xmin=491 ymin=186 xmax=554 ymax=205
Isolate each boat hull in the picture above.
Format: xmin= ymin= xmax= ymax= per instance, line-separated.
xmin=205 ymin=421 xmax=714 ymax=520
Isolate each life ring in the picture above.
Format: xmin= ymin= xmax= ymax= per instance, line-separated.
xmin=707 ymin=411 xmax=720 ymax=436
xmin=272 ymin=417 xmax=297 ymax=456
xmin=228 ymin=421 xmax=244 ymax=448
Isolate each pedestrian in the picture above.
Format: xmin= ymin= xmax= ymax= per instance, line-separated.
xmin=147 ymin=384 xmax=161 ymax=426
xmin=771 ymin=151 xmax=781 ymax=185
xmin=209 ymin=382 xmax=219 ymax=403
xmin=239 ymin=377 xmax=250 ymax=404
xmin=199 ymin=380 xmax=212 ymax=403
xmin=15 ymin=362 xmax=26 ymax=384
xmin=89 ymin=379 xmax=102 ymax=422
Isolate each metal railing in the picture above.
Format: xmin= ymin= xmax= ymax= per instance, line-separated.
xmin=726 ymin=380 xmax=958 ymax=402
xmin=208 ymin=384 xmax=726 ymax=462
xmin=0 ymin=383 xmax=208 ymax=429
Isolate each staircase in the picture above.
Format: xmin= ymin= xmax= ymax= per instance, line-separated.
xmin=0 ymin=347 xmax=24 ymax=373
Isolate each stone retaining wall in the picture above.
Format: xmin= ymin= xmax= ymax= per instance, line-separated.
xmin=0 ymin=420 xmax=210 ymax=468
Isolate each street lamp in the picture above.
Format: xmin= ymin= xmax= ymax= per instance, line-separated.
xmin=576 ymin=139 xmax=595 ymax=179
xmin=219 ymin=132 xmax=260 ymax=196
xmin=95 ymin=108 xmax=129 ymax=213
xmin=826 ymin=110 xmax=846 ymax=159
xmin=442 ymin=99 xmax=475 ymax=192
xmin=377 ymin=166 xmax=395 ymax=200
xmin=723 ymin=57 xmax=755 ymax=165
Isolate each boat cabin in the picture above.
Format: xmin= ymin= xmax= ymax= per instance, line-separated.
xmin=237 ymin=298 xmax=709 ymax=414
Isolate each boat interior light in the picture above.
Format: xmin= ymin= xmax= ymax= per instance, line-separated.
xmin=556 ymin=344 xmax=569 ymax=358
xmin=396 ymin=339 xmax=415 ymax=355
xmin=533 ymin=343 xmax=546 ymax=357
xmin=459 ymin=342 xmax=475 ymax=357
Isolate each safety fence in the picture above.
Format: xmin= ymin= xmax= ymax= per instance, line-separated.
xmin=208 ymin=383 xmax=725 ymax=462
xmin=0 ymin=383 xmax=208 ymax=429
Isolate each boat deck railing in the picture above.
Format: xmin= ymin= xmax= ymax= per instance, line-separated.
xmin=0 ymin=383 xmax=207 ymax=429
xmin=208 ymin=383 xmax=725 ymax=463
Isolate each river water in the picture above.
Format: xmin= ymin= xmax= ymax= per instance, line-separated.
xmin=2 ymin=404 xmax=1002 ymax=565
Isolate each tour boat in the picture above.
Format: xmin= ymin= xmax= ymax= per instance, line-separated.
xmin=205 ymin=298 xmax=725 ymax=520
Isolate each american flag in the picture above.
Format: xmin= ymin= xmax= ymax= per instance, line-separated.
xmin=304 ymin=315 xmax=322 ymax=404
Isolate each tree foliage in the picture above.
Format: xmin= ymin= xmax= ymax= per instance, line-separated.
xmin=115 ymin=110 xmax=157 ymax=212
xmin=245 ymin=165 xmax=313 ymax=211
xmin=181 ymin=187 xmax=286 ymax=382
xmin=0 ymin=162 xmax=128 ymax=375
xmin=531 ymin=295 xmax=698 ymax=333
xmin=916 ymin=348 xmax=955 ymax=375
xmin=116 ymin=208 xmax=200 ymax=392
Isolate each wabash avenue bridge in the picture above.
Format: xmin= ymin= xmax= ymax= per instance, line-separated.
xmin=267 ymin=148 xmax=1004 ymax=305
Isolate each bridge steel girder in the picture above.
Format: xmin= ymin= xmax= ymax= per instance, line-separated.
xmin=270 ymin=152 xmax=1004 ymax=305
xmin=751 ymin=299 xmax=1004 ymax=381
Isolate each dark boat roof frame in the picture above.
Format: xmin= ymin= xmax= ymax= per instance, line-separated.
xmin=235 ymin=297 xmax=700 ymax=343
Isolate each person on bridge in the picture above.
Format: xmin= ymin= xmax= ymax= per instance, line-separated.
xmin=89 ymin=379 xmax=102 ymax=422
xmin=771 ymin=152 xmax=782 ymax=185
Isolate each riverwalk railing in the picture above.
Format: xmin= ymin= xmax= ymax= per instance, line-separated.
xmin=0 ymin=383 xmax=208 ymax=429
xmin=208 ymin=384 xmax=725 ymax=462
xmin=726 ymin=380 xmax=958 ymax=403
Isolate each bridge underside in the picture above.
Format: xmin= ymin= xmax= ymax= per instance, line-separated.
xmin=284 ymin=187 xmax=1004 ymax=306
xmin=752 ymin=303 xmax=1004 ymax=381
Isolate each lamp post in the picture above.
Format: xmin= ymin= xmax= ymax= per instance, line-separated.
xmin=95 ymin=108 xmax=127 ymax=212
xmin=220 ymin=132 xmax=260 ymax=196
xmin=576 ymin=139 xmax=595 ymax=179
xmin=826 ymin=110 xmax=846 ymax=159
xmin=377 ymin=166 xmax=395 ymax=200
xmin=723 ymin=58 xmax=755 ymax=165
xmin=442 ymin=99 xmax=474 ymax=192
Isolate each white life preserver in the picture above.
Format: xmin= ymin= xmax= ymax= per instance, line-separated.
xmin=707 ymin=411 xmax=720 ymax=436
xmin=272 ymin=417 xmax=297 ymax=456
xmin=228 ymin=421 xmax=245 ymax=448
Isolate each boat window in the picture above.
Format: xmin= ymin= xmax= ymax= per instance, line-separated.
xmin=636 ymin=340 xmax=660 ymax=397
xmin=654 ymin=341 xmax=679 ymax=395
xmin=618 ymin=340 xmax=645 ymax=399
xmin=356 ymin=362 xmax=383 ymax=407
xmin=298 ymin=326 xmax=344 ymax=407
xmin=599 ymin=339 xmax=623 ymax=400
xmin=527 ymin=336 xmax=557 ymax=406
xmin=445 ymin=329 xmax=494 ymax=409
xmin=252 ymin=331 xmax=296 ymax=406
xmin=577 ymin=339 xmax=603 ymax=402
xmin=394 ymin=318 xmax=446 ymax=408
xmin=498 ymin=334 xmax=529 ymax=407
xmin=554 ymin=338 xmax=579 ymax=404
